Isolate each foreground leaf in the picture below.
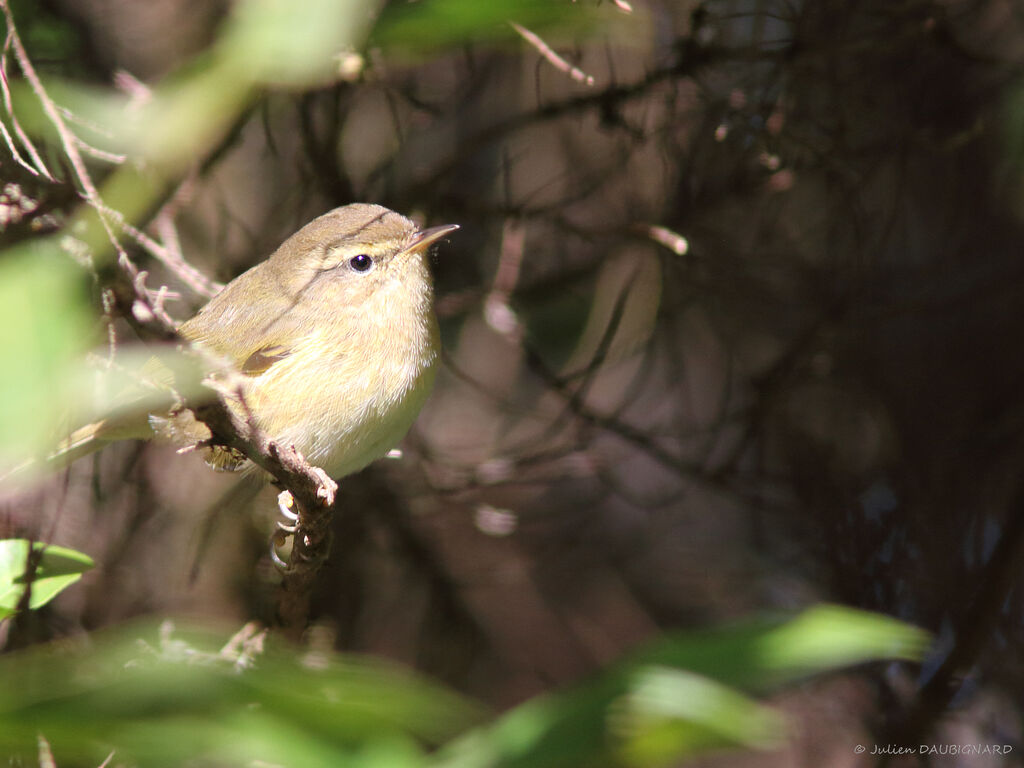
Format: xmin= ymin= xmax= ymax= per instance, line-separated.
xmin=434 ymin=604 xmax=928 ymax=768
xmin=0 ymin=621 xmax=486 ymax=767
xmin=0 ymin=539 xmax=94 ymax=617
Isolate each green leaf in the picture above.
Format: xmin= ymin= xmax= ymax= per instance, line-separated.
xmin=0 ymin=539 xmax=94 ymax=614
xmin=613 ymin=667 xmax=783 ymax=767
xmin=217 ymin=0 xmax=379 ymax=86
xmin=374 ymin=0 xmax=624 ymax=55
xmin=434 ymin=605 xmax=928 ymax=768
xmin=0 ymin=241 xmax=94 ymax=472
xmin=0 ymin=620 xmax=486 ymax=766
xmin=633 ymin=603 xmax=931 ymax=691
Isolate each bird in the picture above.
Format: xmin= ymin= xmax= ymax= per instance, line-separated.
xmin=55 ymin=203 xmax=458 ymax=480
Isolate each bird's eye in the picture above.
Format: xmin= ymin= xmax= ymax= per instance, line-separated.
xmin=349 ymin=253 xmax=373 ymax=272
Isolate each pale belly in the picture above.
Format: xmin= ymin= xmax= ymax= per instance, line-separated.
xmin=229 ymin=322 xmax=439 ymax=479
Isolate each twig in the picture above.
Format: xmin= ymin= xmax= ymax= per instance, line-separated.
xmin=73 ymin=137 xmax=126 ymax=164
xmin=191 ymin=391 xmax=338 ymax=636
xmin=0 ymin=112 xmax=37 ymax=176
xmin=644 ymin=223 xmax=689 ymax=255
xmin=523 ymin=340 xmax=707 ymax=481
xmin=4 ymin=3 xmax=220 ymax=315
xmin=120 ymin=215 xmax=223 ymax=299
xmin=483 ymin=218 xmax=526 ymax=340
xmin=1 ymin=0 xmax=132 ymax=275
xmin=1 ymin=0 xmax=184 ymax=336
xmin=510 ymin=21 xmax=595 ymax=86
xmin=0 ymin=21 xmax=53 ymax=179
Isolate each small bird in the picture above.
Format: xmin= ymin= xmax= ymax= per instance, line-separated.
xmin=58 ymin=203 xmax=457 ymax=479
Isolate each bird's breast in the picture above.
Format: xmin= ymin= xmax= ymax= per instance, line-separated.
xmin=236 ymin=298 xmax=439 ymax=478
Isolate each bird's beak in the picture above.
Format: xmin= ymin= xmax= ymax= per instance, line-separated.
xmin=404 ymin=223 xmax=460 ymax=255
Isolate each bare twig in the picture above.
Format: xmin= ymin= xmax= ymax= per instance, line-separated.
xmin=72 ymin=138 xmax=126 ymax=164
xmin=510 ymin=21 xmax=595 ymax=86
xmin=120 ymin=215 xmax=223 ymax=299
xmin=1 ymin=0 xmax=144 ymax=313
xmin=185 ymin=375 xmax=338 ymax=633
xmin=36 ymin=735 xmax=55 ymax=768
xmin=644 ymin=224 xmax=689 ymax=255
xmin=0 ymin=110 xmax=39 ymax=176
xmin=191 ymin=394 xmax=338 ymax=636
xmin=0 ymin=22 xmax=53 ymax=179
xmin=1 ymin=1 xmax=198 ymax=332
xmin=483 ymin=219 xmax=526 ymax=340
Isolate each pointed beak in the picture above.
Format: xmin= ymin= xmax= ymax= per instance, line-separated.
xmin=404 ymin=223 xmax=460 ymax=255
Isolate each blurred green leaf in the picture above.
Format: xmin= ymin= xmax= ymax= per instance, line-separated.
xmin=217 ymin=0 xmax=379 ymax=85
xmin=0 ymin=240 xmax=94 ymax=470
xmin=65 ymin=344 xmax=212 ymax=426
xmin=633 ymin=603 xmax=931 ymax=691
xmin=0 ymin=607 xmax=926 ymax=766
xmin=0 ymin=539 xmax=94 ymax=615
xmin=0 ymin=621 xmax=486 ymax=767
xmin=612 ymin=667 xmax=782 ymax=767
xmin=434 ymin=604 xmax=927 ymax=768
xmin=374 ymin=0 xmax=622 ymax=54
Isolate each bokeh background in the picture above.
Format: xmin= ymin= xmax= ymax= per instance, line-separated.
xmin=2 ymin=0 xmax=1024 ymax=765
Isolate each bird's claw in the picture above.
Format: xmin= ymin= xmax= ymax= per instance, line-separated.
xmin=277 ymin=490 xmax=299 ymax=521
xmin=269 ymin=490 xmax=334 ymax=572
xmin=269 ymin=528 xmax=293 ymax=572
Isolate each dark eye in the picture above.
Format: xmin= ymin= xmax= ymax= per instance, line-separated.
xmin=349 ymin=254 xmax=373 ymax=272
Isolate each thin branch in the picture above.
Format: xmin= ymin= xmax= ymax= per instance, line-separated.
xmin=510 ymin=21 xmax=595 ymax=86
xmin=72 ymin=137 xmax=126 ymax=164
xmin=644 ymin=223 xmax=689 ymax=255
xmin=191 ymin=391 xmax=338 ymax=636
xmin=120 ymin=215 xmax=223 ymax=299
xmin=523 ymin=340 xmax=705 ymax=481
xmin=0 ymin=113 xmax=38 ymax=177
xmin=0 ymin=23 xmax=53 ymax=179
xmin=367 ymin=41 xmax=725 ymax=195
xmin=1 ymin=0 xmax=126 ymax=266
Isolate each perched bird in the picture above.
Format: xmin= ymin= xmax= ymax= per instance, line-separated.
xmin=57 ymin=203 xmax=458 ymax=479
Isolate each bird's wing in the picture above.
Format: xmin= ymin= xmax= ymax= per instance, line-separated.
xmin=178 ymin=265 xmax=311 ymax=377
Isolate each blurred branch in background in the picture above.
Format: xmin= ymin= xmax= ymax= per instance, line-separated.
xmin=2 ymin=0 xmax=1024 ymax=765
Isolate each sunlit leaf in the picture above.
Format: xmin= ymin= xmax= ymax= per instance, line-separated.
xmin=0 ymin=539 xmax=94 ymax=614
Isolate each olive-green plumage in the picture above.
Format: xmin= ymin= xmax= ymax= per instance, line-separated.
xmin=58 ymin=204 xmax=457 ymax=479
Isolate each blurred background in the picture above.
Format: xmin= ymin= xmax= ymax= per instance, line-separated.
xmin=2 ymin=0 xmax=1023 ymax=765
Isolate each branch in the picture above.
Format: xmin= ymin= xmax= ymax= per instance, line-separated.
xmin=191 ymin=392 xmax=337 ymax=636
xmin=510 ymin=21 xmax=595 ymax=86
xmin=0 ymin=18 xmax=53 ymax=179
